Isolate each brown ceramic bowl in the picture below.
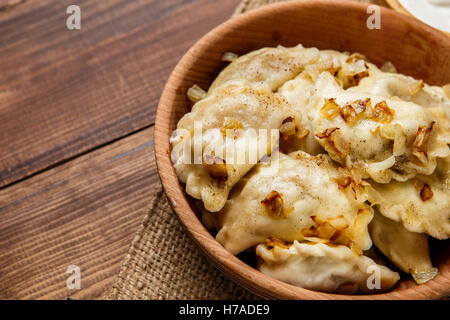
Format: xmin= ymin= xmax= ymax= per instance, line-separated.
xmin=155 ymin=0 xmax=450 ymax=299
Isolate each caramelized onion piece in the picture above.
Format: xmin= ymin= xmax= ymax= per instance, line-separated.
xmin=381 ymin=124 xmax=407 ymax=156
xmin=343 ymin=69 xmax=369 ymax=89
xmin=305 ymin=216 xmax=350 ymax=245
xmin=261 ymin=191 xmax=285 ymax=219
xmin=412 ymin=268 xmax=438 ymax=285
xmin=280 ymin=116 xmax=309 ymax=142
xmin=372 ymin=101 xmax=394 ymax=123
xmin=315 ymin=128 xmax=350 ymax=161
xmin=340 ymin=54 xmax=370 ymax=89
xmin=340 ymin=105 xmax=357 ymax=124
xmin=320 ymin=98 xmax=341 ymax=119
xmin=413 ymin=122 xmax=435 ymax=153
xmin=315 ymin=127 xmax=339 ymax=139
xmin=349 ymin=98 xmax=371 ymax=114
xmin=280 ymin=116 xmax=297 ymax=139
xmin=333 ymin=174 xmax=368 ymax=201
xmin=420 ymin=184 xmax=433 ymax=202
xmin=334 ymin=176 xmax=352 ymax=190
xmin=346 ymin=52 xmax=367 ymax=63
xmin=282 ymin=116 xmax=294 ymax=125
xmin=413 ymin=122 xmax=435 ymax=163
xmin=204 ymin=155 xmax=227 ymax=181
xmin=187 ymin=84 xmax=206 ymax=102
xmin=296 ymin=126 xmax=310 ymax=139
xmin=221 ymin=52 xmax=239 ymax=62
xmin=220 ymin=117 xmax=243 ymax=139
xmin=413 ymin=179 xmax=425 ymax=192
xmin=265 ymin=236 xmax=290 ymax=250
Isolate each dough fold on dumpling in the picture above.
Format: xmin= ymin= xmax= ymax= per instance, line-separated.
xmin=171 ymin=80 xmax=302 ymax=212
xmin=209 ymin=44 xmax=320 ymax=92
xmin=215 ymin=152 xmax=373 ymax=255
xmin=369 ymin=211 xmax=438 ymax=284
xmin=256 ymin=241 xmax=400 ymax=293
xmin=368 ymin=156 xmax=450 ymax=239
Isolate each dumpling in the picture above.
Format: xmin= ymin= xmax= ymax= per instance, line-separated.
xmin=350 ymin=68 xmax=450 ymax=112
xmin=280 ymin=71 xmax=449 ymax=183
xmin=215 ymin=151 xmax=373 ymax=255
xmin=350 ymin=70 xmax=450 ymax=154
xmin=369 ymin=211 xmax=438 ymax=284
xmin=368 ymin=156 xmax=450 ymax=239
xmin=256 ymin=241 xmax=400 ymax=293
xmin=209 ymin=44 xmax=320 ymax=92
xmin=171 ymin=80 xmax=303 ymax=212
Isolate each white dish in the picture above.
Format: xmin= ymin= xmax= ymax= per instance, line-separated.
xmin=398 ymin=0 xmax=450 ymax=33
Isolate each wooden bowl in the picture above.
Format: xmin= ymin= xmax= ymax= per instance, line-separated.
xmin=384 ymin=0 xmax=412 ymax=16
xmin=155 ymin=0 xmax=450 ymax=299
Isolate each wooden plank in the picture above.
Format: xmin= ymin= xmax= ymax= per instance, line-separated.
xmin=0 ymin=126 xmax=159 ymax=299
xmin=0 ymin=0 xmax=240 ymax=187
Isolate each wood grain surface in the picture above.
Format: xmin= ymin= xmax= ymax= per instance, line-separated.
xmin=0 ymin=0 xmax=240 ymax=188
xmin=155 ymin=0 xmax=450 ymax=299
xmin=0 ymin=0 xmax=239 ymax=299
xmin=0 ymin=127 xmax=159 ymax=299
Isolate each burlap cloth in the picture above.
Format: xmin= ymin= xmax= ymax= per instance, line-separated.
xmin=106 ymin=0 xmax=389 ymax=300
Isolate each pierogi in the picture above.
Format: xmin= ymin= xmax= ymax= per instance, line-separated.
xmin=256 ymin=241 xmax=400 ymax=294
xmin=215 ymin=152 xmax=373 ymax=255
xmin=171 ymin=44 xmax=449 ymax=293
xmin=368 ymin=157 xmax=450 ymax=239
xmin=172 ymin=80 xmax=302 ymax=212
xmin=369 ymin=212 xmax=438 ymax=284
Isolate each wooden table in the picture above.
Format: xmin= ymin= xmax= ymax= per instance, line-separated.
xmin=0 ymin=0 xmax=240 ymax=299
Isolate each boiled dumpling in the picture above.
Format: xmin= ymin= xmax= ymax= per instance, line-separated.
xmin=256 ymin=241 xmax=400 ymax=293
xmin=171 ymin=80 xmax=303 ymax=212
xmin=369 ymin=211 xmax=438 ymax=284
xmin=209 ymin=44 xmax=320 ymax=92
xmin=350 ymin=68 xmax=450 ymax=112
xmin=368 ymin=156 xmax=450 ymax=239
xmin=215 ymin=151 xmax=373 ymax=255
